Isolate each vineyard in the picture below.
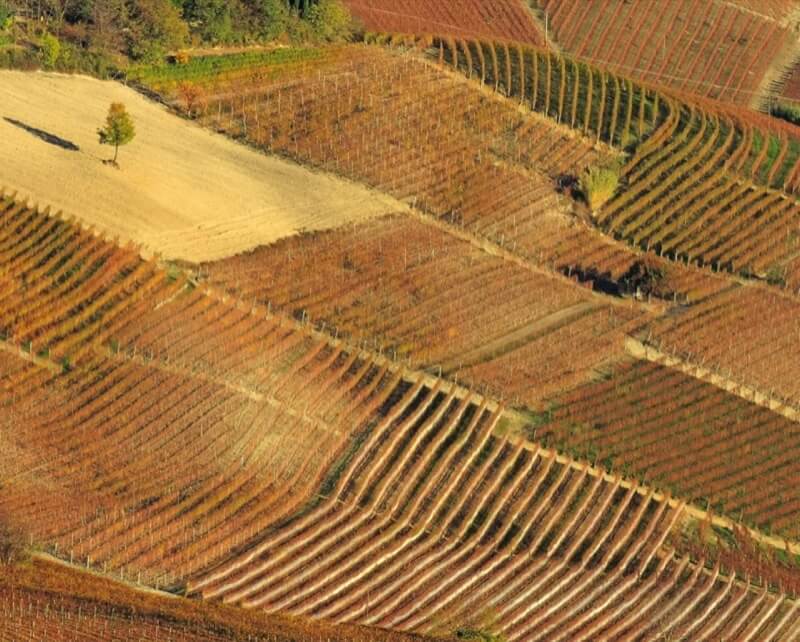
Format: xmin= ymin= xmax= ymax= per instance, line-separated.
xmin=423 ymin=36 xmax=800 ymax=281
xmin=189 ymin=372 xmax=800 ymax=640
xmin=0 ymin=558 xmax=428 ymax=641
xmin=3 ymin=186 xmax=800 ymax=638
xmin=536 ymin=357 xmax=800 ymax=538
xmin=128 ymin=47 xmax=328 ymax=93
xmin=201 ymin=215 xmax=649 ymax=404
xmin=146 ymin=37 xmax=800 ymax=288
xmin=649 ymin=284 xmax=800 ymax=405
xmin=156 ymin=43 xmax=729 ymax=302
xmin=8 ymin=9 xmax=800 ymax=639
xmin=533 ymin=0 xmax=794 ymax=106
xmin=342 ymin=0 xmax=546 ymax=45
xmin=0 ymin=195 xmax=415 ymax=586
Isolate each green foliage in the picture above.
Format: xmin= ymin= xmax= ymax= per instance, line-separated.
xmin=772 ymin=101 xmax=800 ymax=126
xmin=306 ymin=0 xmax=352 ymax=41
xmin=38 ymin=33 xmax=61 ymax=69
xmin=252 ymin=0 xmax=293 ymax=40
xmin=765 ymin=263 xmax=787 ymax=286
xmin=127 ymin=0 xmax=189 ymax=62
xmin=98 ymin=102 xmax=137 ymax=164
xmin=0 ymin=46 xmax=38 ymax=70
xmin=184 ymin=0 xmax=235 ymax=43
xmin=0 ymin=1 xmax=13 ymax=31
xmin=580 ymin=162 xmax=621 ymax=212
xmin=129 ymin=46 xmax=321 ymax=86
xmin=456 ymin=628 xmax=507 ymax=642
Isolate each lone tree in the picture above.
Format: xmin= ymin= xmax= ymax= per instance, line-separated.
xmin=98 ymin=103 xmax=136 ymax=166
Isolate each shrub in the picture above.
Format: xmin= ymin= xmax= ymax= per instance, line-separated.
xmin=256 ymin=0 xmax=293 ymax=41
xmin=456 ymin=628 xmax=506 ymax=642
xmin=580 ymin=162 xmax=620 ymax=212
xmin=0 ymin=522 xmax=27 ymax=566
xmin=184 ymin=0 xmax=234 ymax=44
xmin=766 ymin=263 xmax=787 ymax=286
xmin=0 ymin=1 xmax=13 ymax=31
xmin=621 ymin=259 xmax=668 ymax=299
xmin=772 ymin=101 xmax=800 ymax=127
xmin=127 ymin=0 xmax=189 ymax=63
xmin=39 ymin=33 xmax=61 ymax=69
xmin=0 ymin=47 xmax=38 ymax=70
xmin=307 ymin=0 xmax=353 ymax=42
xmin=177 ymin=81 xmax=206 ymax=117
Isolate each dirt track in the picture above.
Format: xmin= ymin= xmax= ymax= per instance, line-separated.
xmin=0 ymin=70 xmax=403 ymax=262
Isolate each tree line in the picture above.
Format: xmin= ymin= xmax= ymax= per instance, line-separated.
xmin=0 ymin=0 xmax=354 ymax=70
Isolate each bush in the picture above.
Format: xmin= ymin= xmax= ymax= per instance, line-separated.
xmin=306 ymin=0 xmax=353 ymax=42
xmin=184 ymin=0 xmax=234 ymax=44
xmin=772 ymin=101 xmax=800 ymax=126
xmin=127 ymin=0 xmax=189 ymax=63
xmin=620 ymin=259 xmax=668 ymax=299
xmin=39 ymin=33 xmax=61 ymax=69
xmin=580 ymin=162 xmax=620 ymax=212
xmin=0 ymin=523 xmax=27 ymax=566
xmin=256 ymin=0 xmax=293 ymax=41
xmin=766 ymin=263 xmax=787 ymax=286
xmin=0 ymin=46 xmax=38 ymax=70
xmin=177 ymin=81 xmax=207 ymax=116
xmin=0 ymin=1 xmax=13 ymax=31
xmin=456 ymin=628 xmax=506 ymax=642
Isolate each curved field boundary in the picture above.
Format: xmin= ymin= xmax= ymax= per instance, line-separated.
xmin=2 ymin=191 xmax=800 ymax=632
xmin=412 ymin=35 xmax=800 ymax=281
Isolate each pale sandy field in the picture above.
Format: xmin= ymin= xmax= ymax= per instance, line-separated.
xmin=0 ymin=70 xmax=404 ymax=262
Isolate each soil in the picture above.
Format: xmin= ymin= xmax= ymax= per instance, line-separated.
xmin=0 ymin=70 xmax=404 ymax=262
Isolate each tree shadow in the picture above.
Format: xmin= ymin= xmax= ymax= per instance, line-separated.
xmin=3 ymin=117 xmax=80 ymax=151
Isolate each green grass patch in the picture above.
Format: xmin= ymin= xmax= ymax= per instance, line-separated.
xmin=129 ymin=47 xmax=324 ymax=88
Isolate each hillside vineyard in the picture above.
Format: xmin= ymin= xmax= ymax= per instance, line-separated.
xmin=1 ymin=192 xmax=800 ymax=638
xmin=7 ymin=0 xmax=800 ymax=639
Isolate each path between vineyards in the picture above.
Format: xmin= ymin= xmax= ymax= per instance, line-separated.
xmin=440 ymin=300 xmax=600 ymax=373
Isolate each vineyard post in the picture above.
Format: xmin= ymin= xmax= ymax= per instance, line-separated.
xmin=545 ymin=11 xmax=549 ymax=43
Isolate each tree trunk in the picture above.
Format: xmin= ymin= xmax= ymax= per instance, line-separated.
xmin=113 ymin=143 xmax=119 ymax=163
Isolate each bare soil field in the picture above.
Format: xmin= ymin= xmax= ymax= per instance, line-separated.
xmin=0 ymin=70 xmax=402 ymax=262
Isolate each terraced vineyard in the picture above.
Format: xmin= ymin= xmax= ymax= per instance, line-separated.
xmin=190 ymin=377 xmax=800 ymax=640
xmin=8 ymin=7 xmax=800 ymax=640
xmin=537 ymin=357 xmax=800 ymax=537
xmin=202 ymin=215 xmax=647 ymax=404
xmin=160 ymin=44 xmax=727 ymax=302
xmin=342 ymin=0 xmax=546 ymax=45
xmin=0 ymin=196 xmax=404 ymax=586
xmin=533 ymin=0 xmax=794 ymax=106
xmin=3 ymin=186 xmax=799 ymax=639
xmin=649 ymin=284 xmax=800 ymax=405
xmin=0 ymin=558 xmax=426 ymax=641
xmin=426 ymin=37 xmax=800 ymax=281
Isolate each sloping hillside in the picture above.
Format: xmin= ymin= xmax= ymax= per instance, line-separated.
xmin=532 ymin=0 xmax=798 ymax=107
xmin=342 ymin=0 xmax=546 ymax=45
xmin=0 ymin=556 xmax=434 ymax=641
xmin=0 ymin=70 xmax=402 ymax=262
